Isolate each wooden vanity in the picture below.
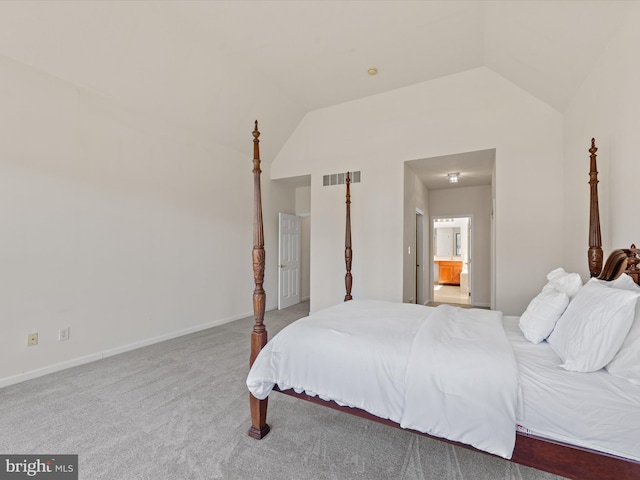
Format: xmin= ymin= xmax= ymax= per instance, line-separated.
xmin=435 ymin=260 xmax=462 ymax=285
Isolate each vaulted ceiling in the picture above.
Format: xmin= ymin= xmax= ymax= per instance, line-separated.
xmin=0 ymin=1 xmax=632 ymax=160
xmin=167 ymin=0 xmax=631 ymax=113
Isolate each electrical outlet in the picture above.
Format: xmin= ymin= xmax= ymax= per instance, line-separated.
xmin=58 ymin=327 xmax=70 ymax=341
xmin=27 ymin=333 xmax=38 ymax=346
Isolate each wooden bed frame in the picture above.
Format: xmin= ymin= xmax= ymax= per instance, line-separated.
xmin=247 ymin=124 xmax=640 ymax=479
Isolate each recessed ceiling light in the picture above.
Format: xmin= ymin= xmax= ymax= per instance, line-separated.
xmin=447 ymin=172 xmax=460 ymax=184
xmin=367 ymin=68 xmax=378 ymax=76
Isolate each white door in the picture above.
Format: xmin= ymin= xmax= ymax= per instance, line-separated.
xmin=278 ymin=213 xmax=301 ymax=309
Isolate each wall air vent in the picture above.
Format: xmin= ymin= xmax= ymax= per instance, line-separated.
xmin=322 ymin=171 xmax=361 ymax=187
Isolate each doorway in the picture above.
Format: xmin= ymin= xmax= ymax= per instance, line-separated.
xmin=431 ymin=216 xmax=471 ymax=306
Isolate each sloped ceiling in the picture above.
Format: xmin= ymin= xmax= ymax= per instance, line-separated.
xmin=0 ymin=0 xmax=633 ymax=160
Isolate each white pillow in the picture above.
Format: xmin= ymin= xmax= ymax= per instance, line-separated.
xmin=612 ymin=272 xmax=640 ymax=291
xmin=547 ymin=279 xmax=639 ymax=372
xmin=545 ymin=267 xmax=583 ymax=297
xmin=605 ymin=274 xmax=640 ymax=384
xmin=519 ymin=288 xmax=570 ymax=344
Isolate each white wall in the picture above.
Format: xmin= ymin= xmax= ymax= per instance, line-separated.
xmin=563 ymin=4 xmax=640 ymax=276
xmin=298 ymin=216 xmax=311 ymax=302
xmin=295 ymin=186 xmax=311 ymax=301
xmin=0 ymin=53 xmax=295 ymax=385
xmin=272 ymin=67 xmax=564 ymax=315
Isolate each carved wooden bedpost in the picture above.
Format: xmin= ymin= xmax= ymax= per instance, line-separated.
xmin=344 ymin=172 xmax=353 ymax=301
xmin=624 ymin=244 xmax=640 ymax=285
xmin=588 ymin=138 xmax=603 ymax=277
xmin=248 ymin=121 xmax=270 ymax=439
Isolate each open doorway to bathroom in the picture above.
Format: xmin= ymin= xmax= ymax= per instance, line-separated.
xmin=432 ymin=216 xmax=471 ymax=306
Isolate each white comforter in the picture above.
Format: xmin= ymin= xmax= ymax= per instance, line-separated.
xmin=246 ymin=300 xmax=519 ymax=458
xmin=400 ymin=304 xmax=518 ymax=457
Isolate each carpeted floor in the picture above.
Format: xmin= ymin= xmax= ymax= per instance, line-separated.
xmin=0 ymin=301 xmax=566 ymax=479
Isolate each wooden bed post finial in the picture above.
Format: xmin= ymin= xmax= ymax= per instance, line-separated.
xmin=624 ymin=244 xmax=640 ymax=285
xmin=344 ymin=171 xmax=353 ymax=301
xmin=248 ymin=120 xmax=270 ymax=440
xmin=588 ymin=138 xmax=603 ymax=277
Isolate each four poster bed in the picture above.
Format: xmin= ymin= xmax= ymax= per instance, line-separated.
xmin=246 ymin=123 xmax=640 ymax=480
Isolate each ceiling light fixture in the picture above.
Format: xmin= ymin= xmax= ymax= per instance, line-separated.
xmin=367 ymin=67 xmax=378 ymax=76
xmin=447 ymin=172 xmax=459 ymax=184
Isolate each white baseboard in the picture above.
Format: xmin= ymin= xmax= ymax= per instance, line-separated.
xmin=0 ymin=353 xmax=105 ymax=389
xmin=473 ymin=302 xmax=491 ymax=308
xmin=0 ymin=306 xmax=276 ymax=389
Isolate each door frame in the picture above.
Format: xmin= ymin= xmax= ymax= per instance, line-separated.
xmin=415 ymin=209 xmax=425 ymax=304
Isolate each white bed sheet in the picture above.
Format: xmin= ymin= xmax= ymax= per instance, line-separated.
xmin=247 ymin=300 xmax=519 ymax=458
xmin=247 ymin=300 xmax=431 ymax=423
xmin=505 ymin=316 xmax=640 ymax=461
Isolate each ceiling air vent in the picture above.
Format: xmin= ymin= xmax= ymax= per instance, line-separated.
xmin=323 ymin=171 xmax=361 ymax=187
